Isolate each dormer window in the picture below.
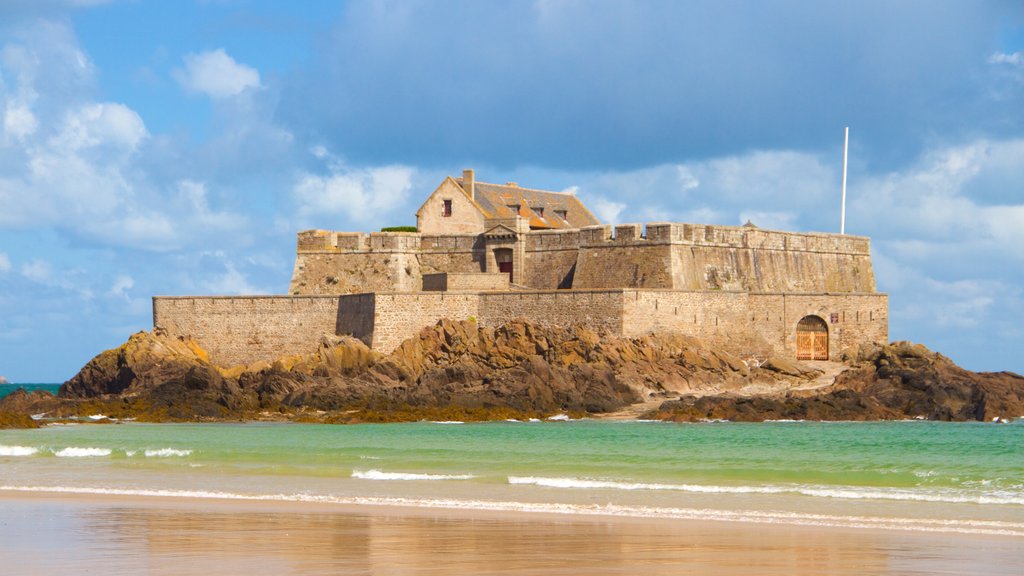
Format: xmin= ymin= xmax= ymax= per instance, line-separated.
xmin=555 ymin=209 xmax=567 ymax=220
xmin=535 ymin=207 xmax=544 ymax=217
xmin=442 ymin=199 xmax=453 ymax=217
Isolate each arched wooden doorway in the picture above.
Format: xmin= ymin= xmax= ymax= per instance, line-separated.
xmin=796 ymin=315 xmax=828 ymax=360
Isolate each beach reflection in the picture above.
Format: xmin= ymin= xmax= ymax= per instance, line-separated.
xmin=2 ymin=496 xmax=1022 ymax=575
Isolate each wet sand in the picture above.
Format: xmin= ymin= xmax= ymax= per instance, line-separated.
xmin=2 ymin=491 xmax=1022 ymax=575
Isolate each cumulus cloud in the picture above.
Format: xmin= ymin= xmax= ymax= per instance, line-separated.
xmin=292 ymin=153 xmax=414 ymax=226
xmin=852 ymin=138 xmax=1024 ymax=251
xmin=174 ymin=49 xmax=261 ymax=99
xmin=53 ymin=102 xmax=147 ymax=152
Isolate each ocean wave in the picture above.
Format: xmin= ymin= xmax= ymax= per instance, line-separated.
xmin=0 ymin=445 xmax=38 ymax=457
xmin=430 ymin=421 xmax=464 ymax=425
xmin=54 ymin=447 xmax=112 ymax=458
xmin=352 ymin=469 xmax=475 ymax=481
xmin=1 ymin=484 xmax=1022 ymax=537
xmin=144 ymin=448 xmax=193 ymax=458
xmin=506 ymin=476 xmax=1024 ymax=506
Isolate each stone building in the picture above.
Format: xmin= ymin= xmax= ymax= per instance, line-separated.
xmin=154 ymin=170 xmax=888 ymax=367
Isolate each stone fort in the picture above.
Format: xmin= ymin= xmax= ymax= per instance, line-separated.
xmin=153 ymin=169 xmax=888 ymax=367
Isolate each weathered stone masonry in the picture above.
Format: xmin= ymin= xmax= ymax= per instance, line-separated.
xmin=153 ymin=172 xmax=890 ymax=368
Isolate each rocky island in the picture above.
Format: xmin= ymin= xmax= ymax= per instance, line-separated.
xmin=3 ymin=318 xmax=1022 ymax=427
xmin=4 ymin=170 xmax=1021 ymax=426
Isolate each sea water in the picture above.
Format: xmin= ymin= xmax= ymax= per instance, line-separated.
xmin=0 ymin=383 xmax=62 ymax=398
xmin=1 ymin=420 xmax=1022 ymax=536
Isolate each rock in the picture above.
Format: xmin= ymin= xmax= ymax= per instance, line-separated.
xmin=648 ymin=341 xmax=1024 ymax=422
xmin=8 ymin=322 xmax=1019 ymax=425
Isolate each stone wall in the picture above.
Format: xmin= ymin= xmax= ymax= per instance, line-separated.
xmin=152 ymin=296 xmax=345 ymax=367
xmin=369 ymin=293 xmax=481 ymax=352
xmin=291 ymin=222 xmax=877 ymax=296
xmin=622 ymin=290 xmax=888 ymax=359
xmin=154 ymin=288 xmax=888 ymax=365
xmin=478 ymin=290 xmax=625 ymax=334
xmin=422 ymin=272 xmax=510 ymax=292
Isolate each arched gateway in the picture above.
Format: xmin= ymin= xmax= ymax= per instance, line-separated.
xmin=796 ymin=315 xmax=829 ymax=360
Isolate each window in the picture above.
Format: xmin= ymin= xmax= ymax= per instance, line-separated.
xmin=555 ymin=209 xmax=567 ymax=220
xmin=442 ymin=199 xmax=452 ymax=217
xmin=535 ymin=207 xmax=544 ymax=217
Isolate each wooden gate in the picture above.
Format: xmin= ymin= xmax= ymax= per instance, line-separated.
xmin=796 ymin=316 xmax=829 ymax=361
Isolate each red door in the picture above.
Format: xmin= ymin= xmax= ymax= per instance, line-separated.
xmin=498 ymin=261 xmax=513 ymax=283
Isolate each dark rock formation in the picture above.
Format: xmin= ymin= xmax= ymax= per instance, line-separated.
xmin=647 ymin=341 xmax=1024 ymax=422
xmin=2 ymin=321 xmax=1021 ymax=425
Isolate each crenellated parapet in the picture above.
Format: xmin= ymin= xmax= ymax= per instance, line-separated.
xmin=576 ymin=222 xmax=871 ymax=255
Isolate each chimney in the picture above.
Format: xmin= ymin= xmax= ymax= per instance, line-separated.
xmin=462 ymin=168 xmax=475 ymax=201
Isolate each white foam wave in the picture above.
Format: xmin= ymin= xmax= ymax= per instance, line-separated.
xmin=144 ymin=448 xmax=192 ymax=458
xmin=352 ymin=469 xmax=475 ymax=481
xmin=506 ymin=476 xmax=1024 ymax=506
xmin=547 ymin=414 xmax=570 ymax=421
xmin=54 ymin=447 xmax=112 ymax=458
xmin=430 ymin=421 xmax=464 ymax=425
xmin=0 ymin=445 xmax=38 ymax=457
xmin=1 ymin=484 xmax=1021 ymax=537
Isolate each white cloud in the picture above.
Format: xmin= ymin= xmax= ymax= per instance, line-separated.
xmin=20 ymin=259 xmax=52 ymax=283
xmin=852 ymin=138 xmax=1024 ymax=252
xmin=108 ymin=274 xmax=134 ymax=299
xmin=293 ymin=163 xmax=414 ymax=223
xmin=988 ymin=52 xmax=1022 ymax=66
xmin=589 ymin=197 xmax=626 ymax=223
xmin=202 ymin=261 xmax=266 ymax=295
xmin=0 ymin=252 xmax=10 ymax=273
xmin=52 ymin=102 xmax=148 ymax=152
xmin=174 ymin=49 xmax=261 ymax=99
xmin=4 ymin=103 xmax=37 ymax=139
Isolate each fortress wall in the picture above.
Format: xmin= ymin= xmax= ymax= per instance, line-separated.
xmin=523 ymin=249 xmax=578 ymax=289
xmin=522 ymin=230 xmax=580 ymax=288
xmin=573 ymin=243 xmax=676 ymax=289
xmin=621 ymin=291 xmax=780 ymax=358
xmin=671 ymin=246 xmax=876 ymax=293
xmin=622 ymin=291 xmax=888 ymax=359
xmin=417 ymin=251 xmax=484 ymax=276
xmin=778 ymin=293 xmax=888 ymax=358
xmin=152 ymin=296 xmax=343 ymax=367
xmin=290 ymin=252 xmax=418 ymax=295
xmin=478 ymin=290 xmax=625 ymax=334
xmin=369 ymin=293 xmax=481 ymax=352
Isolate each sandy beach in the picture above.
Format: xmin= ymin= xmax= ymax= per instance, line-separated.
xmin=2 ymin=490 xmax=1021 ymax=576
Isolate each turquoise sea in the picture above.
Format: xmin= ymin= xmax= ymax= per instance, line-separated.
xmin=0 ymin=383 xmax=62 ymax=398
xmin=1 ymin=419 xmax=1022 ymax=536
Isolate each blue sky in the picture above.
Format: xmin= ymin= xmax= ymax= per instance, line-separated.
xmin=1 ymin=0 xmax=1022 ymax=382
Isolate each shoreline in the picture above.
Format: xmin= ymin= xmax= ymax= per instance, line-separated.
xmin=2 ymin=489 xmax=1022 ymax=576
xmin=3 ymin=485 xmax=1022 ymax=538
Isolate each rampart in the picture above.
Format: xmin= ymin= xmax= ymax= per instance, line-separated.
xmin=289 ymin=222 xmax=876 ymax=295
xmin=154 ymin=289 xmax=887 ymax=366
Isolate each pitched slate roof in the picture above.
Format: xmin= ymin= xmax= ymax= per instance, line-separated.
xmin=455 ymin=179 xmax=601 ymax=229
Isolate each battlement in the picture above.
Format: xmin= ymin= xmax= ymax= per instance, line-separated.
xmin=577 ymin=223 xmax=871 ymax=254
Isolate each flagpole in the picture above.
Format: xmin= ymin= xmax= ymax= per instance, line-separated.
xmin=841 ymin=126 xmax=849 ymax=235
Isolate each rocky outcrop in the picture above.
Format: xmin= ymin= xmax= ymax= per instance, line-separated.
xmin=647 ymin=341 xmax=1024 ymax=422
xmin=3 ymin=322 xmax=1021 ymax=425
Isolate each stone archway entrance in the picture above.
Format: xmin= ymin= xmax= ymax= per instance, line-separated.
xmin=796 ymin=315 xmax=829 ymax=360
